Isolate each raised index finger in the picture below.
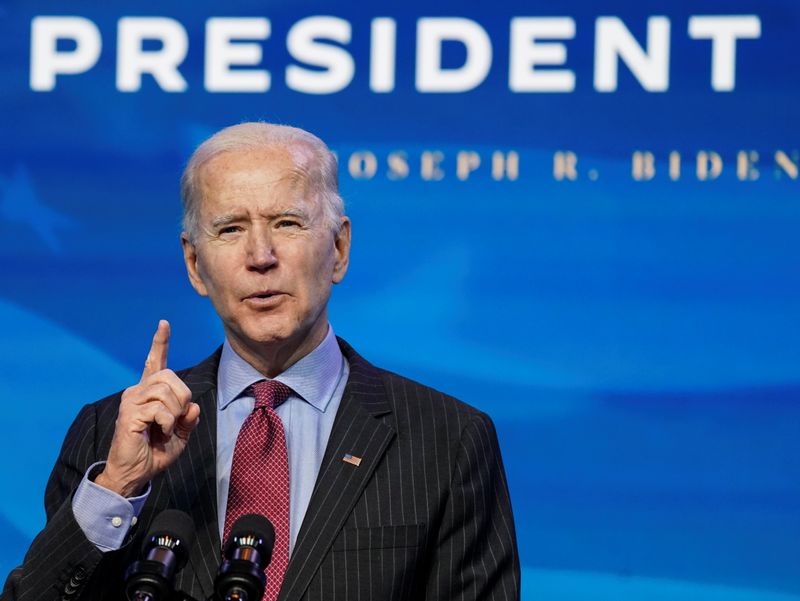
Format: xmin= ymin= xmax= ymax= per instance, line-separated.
xmin=141 ymin=319 xmax=170 ymax=382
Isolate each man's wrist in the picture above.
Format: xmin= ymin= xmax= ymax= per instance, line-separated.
xmin=93 ymin=469 xmax=145 ymax=498
xmin=74 ymin=462 xmax=151 ymax=552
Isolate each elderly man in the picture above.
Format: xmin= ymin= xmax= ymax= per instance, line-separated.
xmin=3 ymin=123 xmax=520 ymax=601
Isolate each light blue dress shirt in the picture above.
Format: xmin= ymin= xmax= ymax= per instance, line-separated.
xmin=72 ymin=463 xmax=149 ymax=551
xmin=72 ymin=325 xmax=348 ymax=555
xmin=216 ymin=326 xmax=348 ymax=553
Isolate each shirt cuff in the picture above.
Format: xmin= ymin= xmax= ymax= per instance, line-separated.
xmin=72 ymin=461 xmax=150 ymax=552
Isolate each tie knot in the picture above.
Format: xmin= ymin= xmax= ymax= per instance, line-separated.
xmin=251 ymin=379 xmax=293 ymax=410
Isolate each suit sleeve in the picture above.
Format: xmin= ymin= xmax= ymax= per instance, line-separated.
xmin=2 ymin=402 xmax=130 ymax=601
xmin=424 ymin=411 xmax=521 ymax=601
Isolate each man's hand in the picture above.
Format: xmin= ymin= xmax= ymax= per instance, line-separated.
xmin=95 ymin=320 xmax=201 ymax=497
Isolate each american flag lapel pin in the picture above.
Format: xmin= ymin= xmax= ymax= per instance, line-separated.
xmin=342 ymin=453 xmax=362 ymax=467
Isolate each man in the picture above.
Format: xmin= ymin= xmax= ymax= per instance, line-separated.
xmin=3 ymin=123 xmax=520 ymax=601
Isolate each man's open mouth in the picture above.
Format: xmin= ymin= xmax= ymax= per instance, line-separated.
xmin=246 ymin=291 xmax=282 ymax=300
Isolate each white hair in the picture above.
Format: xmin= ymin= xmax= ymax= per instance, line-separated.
xmin=180 ymin=122 xmax=344 ymax=242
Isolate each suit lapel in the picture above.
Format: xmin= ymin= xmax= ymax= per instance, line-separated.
xmin=278 ymin=340 xmax=395 ymax=601
xmin=165 ymin=349 xmax=223 ymax=599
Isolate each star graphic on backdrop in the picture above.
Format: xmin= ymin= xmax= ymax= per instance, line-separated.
xmin=0 ymin=164 xmax=76 ymax=253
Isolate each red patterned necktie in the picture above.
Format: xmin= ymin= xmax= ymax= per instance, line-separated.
xmin=224 ymin=379 xmax=293 ymax=601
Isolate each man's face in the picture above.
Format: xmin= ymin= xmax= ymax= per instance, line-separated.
xmin=181 ymin=146 xmax=350 ymax=370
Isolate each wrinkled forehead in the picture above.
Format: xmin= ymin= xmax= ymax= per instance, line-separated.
xmin=197 ymin=144 xmax=321 ymax=210
xmin=284 ymin=143 xmax=318 ymax=184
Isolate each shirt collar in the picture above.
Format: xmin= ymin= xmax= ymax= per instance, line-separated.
xmin=217 ymin=325 xmax=343 ymax=413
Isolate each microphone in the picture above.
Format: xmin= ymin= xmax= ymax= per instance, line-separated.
xmin=215 ymin=514 xmax=275 ymax=601
xmin=124 ymin=509 xmax=196 ymax=601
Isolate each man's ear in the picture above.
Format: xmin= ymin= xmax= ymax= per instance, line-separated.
xmin=181 ymin=233 xmax=209 ymax=296
xmin=332 ymin=217 xmax=351 ymax=284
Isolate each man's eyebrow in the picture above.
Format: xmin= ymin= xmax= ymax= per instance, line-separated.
xmin=210 ymin=213 xmax=244 ymax=228
xmin=209 ymin=209 xmax=310 ymax=228
xmin=276 ymin=208 xmax=310 ymax=220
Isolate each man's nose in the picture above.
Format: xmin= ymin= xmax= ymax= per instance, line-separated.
xmin=245 ymin=229 xmax=278 ymax=271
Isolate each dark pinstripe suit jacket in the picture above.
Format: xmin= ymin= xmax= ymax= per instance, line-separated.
xmin=3 ymin=339 xmax=520 ymax=601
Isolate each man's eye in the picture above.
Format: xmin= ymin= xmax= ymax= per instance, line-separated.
xmin=219 ymin=226 xmax=242 ymax=235
xmin=277 ymin=220 xmax=301 ymax=228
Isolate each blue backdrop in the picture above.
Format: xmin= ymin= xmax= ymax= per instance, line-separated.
xmin=1 ymin=1 xmax=799 ymax=599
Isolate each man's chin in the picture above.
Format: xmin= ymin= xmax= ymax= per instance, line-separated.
xmin=226 ymin=315 xmax=327 ymax=358
xmin=240 ymin=329 xmax=292 ymax=348
xmin=233 ymin=321 xmax=312 ymax=350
